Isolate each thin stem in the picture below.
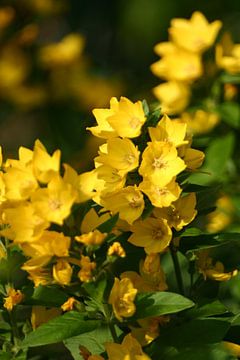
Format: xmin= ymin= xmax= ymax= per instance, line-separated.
xmin=9 ymin=309 xmax=21 ymax=351
xmin=170 ymin=243 xmax=185 ymax=296
xmin=103 ymin=303 xmax=119 ymax=343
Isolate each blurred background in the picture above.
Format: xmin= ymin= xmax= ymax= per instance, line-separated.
xmin=0 ymin=0 xmax=240 ymax=170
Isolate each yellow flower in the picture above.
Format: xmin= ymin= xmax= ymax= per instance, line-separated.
xmin=61 ymin=297 xmax=77 ymax=312
xmin=80 ymin=208 xmax=110 ymax=234
xmin=78 ymin=170 xmax=103 ymax=203
xmin=21 ymin=230 xmax=71 ymax=258
xmin=75 ymin=229 xmax=106 ymax=246
xmin=4 ymin=288 xmax=24 ymax=311
xmin=95 ymin=164 xmax=126 ymax=195
xmin=223 ymin=342 xmax=240 ymax=357
xmin=87 ymin=97 xmax=118 ymax=139
xmin=22 ymin=256 xmax=52 ymax=272
xmin=182 ymin=110 xmax=220 ymax=135
xmin=32 ymin=139 xmax=61 ymax=183
xmin=216 ymin=33 xmax=240 ymax=74
xmin=107 ymin=96 xmax=146 ymax=138
xmin=31 ymin=175 xmax=77 ymax=225
xmin=139 ymin=141 xmax=186 ymax=187
xmin=154 ymin=193 xmax=197 ymax=231
xmin=148 ymin=114 xmax=188 ymax=147
xmin=207 ymin=195 xmax=234 ymax=233
xmin=108 ymin=277 xmax=137 ymax=322
xmin=53 ymin=259 xmax=72 ymax=286
xmin=31 ymin=306 xmax=61 ymax=329
xmin=101 ymin=186 xmax=144 ymax=225
xmin=139 ymin=253 xmax=168 ymax=291
xmin=197 ymin=251 xmax=238 ymax=281
xmin=0 ymin=7 xmax=15 ymax=29
xmin=128 ymin=217 xmax=172 ymax=254
xmin=139 ymin=178 xmax=181 ymax=208
xmin=121 ymin=271 xmax=154 ymax=292
xmin=39 ymin=33 xmax=84 ymax=67
xmin=25 ymin=267 xmax=51 ymax=287
xmin=78 ymin=255 xmax=96 ymax=283
xmin=105 ymin=333 xmax=151 ymax=360
xmin=180 ymin=147 xmax=205 ymax=170
xmin=152 ymin=81 xmax=190 ymax=115
xmin=95 ymin=138 xmax=139 ymax=177
xmin=169 ymin=11 xmax=222 ymax=53
xmin=1 ymin=203 xmax=49 ymax=243
xmin=108 ymin=242 xmax=126 ymax=257
xmin=151 ymin=42 xmax=202 ymax=82
xmin=131 ymin=317 xmax=169 ymax=346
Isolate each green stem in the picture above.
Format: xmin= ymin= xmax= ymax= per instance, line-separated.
xmin=170 ymin=244 xmax=185 ymax=296
xmin=9 ymin=309 xmax=21 ymax=350
xmin=103 ymin=304 xmax=119 ymax=343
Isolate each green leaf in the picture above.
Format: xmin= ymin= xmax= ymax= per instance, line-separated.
xmin=0 ymin=352 xmax=12 ymax=360
xmin=97 ymin=213 xmax=119 ymax=233
xmin=189 ymin=133 xmax=235 ymax=185
xmin=134 ymin=291 xmax=194 ymax=319
xmin=83 ymin=276 xmax=107 ymax=304
xmin=166 ymin=344 xmax=237 ymax=360
xmin=220 ymin=72 xmax=240 ymax=84
xmin=22 ymin=312 xmax=100 ymax=348
xmin=142 ymin=99 xmax=149 ymax=116
xmin=64 ymin=325 xmax=112 ymax=360
xmin=29 ymin=285 xmax=68 ymax=307
xmin=185 ymin=300 xmax=228 ymax=319
xmin=217 ymin=102 xmax=240 ymax=128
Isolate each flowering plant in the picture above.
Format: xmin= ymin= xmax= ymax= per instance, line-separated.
xmin=0 ymin=10 xmax=240 ymax=360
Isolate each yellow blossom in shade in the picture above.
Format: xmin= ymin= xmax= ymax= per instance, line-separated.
xmin=139 ymin=178 xmax=181 ymax=208
xmin=182 ymin=110 xmax=220 ymax=135
xmin=0 ymin=173 xmax=6 ymax=204
xmin=95 ymin=164 xmax=126 ymax=195
xmin=108 ymin=277 xmax=137 ymax=322
xmin=207 ymin=195 xmax=234 ymax=233
xmin=81 ymin=208 xmax=110 ymax=234
xmin=26 ymin=268 xmax=51 ymax=287
xmin=39 ymin=33 xmax=84 ymax=67
xmin=3 ymin=288 xmax=24 ymax=311
xmin=105 ymin=333 xmax=151 ymax=360
xmin=108 ymin=242 xmax=126 ymax=257
xmin=95 ymin=138 xmax=139 ymax=177
xmin=139 ymin=141 xmax=186 ymax=187
xmin=75 ymin=229 xmax=107 ymax=246
xmin=169 ymin=11 xmax=222 ymax=53
xmin=78 ymin=170 xmax=103 ymax=203
xmin=128 ymin=217 xmax=172 ymax=254
xmin=0 ymin=146 xmax=2 ymax=166
xmin=139 ymin=253 xmax=168 ymax=291
xmin=21 ymin=231 xmax=71 ymax=258
xmin=61 ymin=297 xmax=77 ymax=312
xmin=149 ymin=114 xmax=188 ymax=148
xmin=224 ymin=83 xmax=238 ymax=101
xmin=0 ymin=7 xmax=15 ymax=29
xmin=216 ymin=33 xmax=240 ymax=74
xmin=22 ymin=256 xmax=52 ymax=273
xmin=154 ymin=193 xmax=197 ymax=231
xmin=78 ymin=256 xmax=96 ymax=283
xmin=87 ymin=97 xmax=118 ymax=139
xmin=107 ymin=96 xmax=146 ymax=138
xmin=63 ymin=163 xmax=83 ymax=203
xmin=1 ymin=203 xmax=49 ymax=243
xmin=131 ymin=316 xmax=169 ymax=346
xmin=88 ymin=356 xmax=104 ymax=360
xmin=53 ymin=259 xmax=72 ymax=286
xmin=3 ymin=165 xmax=38 ymax=201
xmin=32 ymin=139 xmax=61 ymax=183
xmin=31 ymin=175 xmax=77 ymax=225
xmin=101 ymin=186 xmax=144 ymax=225
xmin=31 ymin=306 xmax=61 ymax=329
xmin=121 ymin=271 xmax=154 ymax=292
xmin=223 ymin=342 xmax=240 ymax=357
xmin=196 ymin=250 xmax=238 ymax=281
xmin=151 ymin=43 xmax=202 ymax=82
xmin=180 ymin=147 xmax=205 ymax=170
xmin=152 ymin=81 xmax=190 ymax=115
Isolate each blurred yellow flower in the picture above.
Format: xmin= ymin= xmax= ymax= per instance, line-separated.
xmin=53 ymin=259 xmax=72 ymax=285
xmin=75 ymin=229 xmax=106 ymax=246
xmin=152 ymin=81 xmax=190 ymax=114
xmin=31 ymin=306 xmax=61 ymax=330
xmin=0 ymin=7 xmax=15 ymax=29
xmin=39 ymin=33 xmax=84 ymax=67
xmin=216 ymin=33 xmax=240 ymax=74
xmin=108 ymin=242 xmax=126 ymax=258
xmin=169 ymin=11 xmax=222 ymax=53
xmin=78 ymin=255 xmax=96 ymax=283
xmin=80 ymin=208 xmax=110 ymax=234
xmin=61 ymin=297 xmax=77 ymax=312
xmin=207 ymin=195 xmax=234 ymax=233
xmin=139 ymin=253 xmax=168 ymax=291
xmin=182 ymin=110 xmax=220 ymax=135
xmin=108 ymin=277 xmax=137 ymax=322
xmin=129 ymin=217 xmax=172 ymax=254
xmin=101 ymin=186 xmax=144 ymax=225
xmin=4 ymin=288 xmax=23 ymax=311
xmin=105 ymin=333 xmax=151 ymax=359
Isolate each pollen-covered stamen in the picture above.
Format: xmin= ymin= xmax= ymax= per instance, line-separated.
xmin=152 ymin=157 xmax=167 ymax=169
xmin=129 ymin=195 xmax=142 ymax=208
xmin=152 ymin=228 xmax=163 ymax=240
xmin=125 ymin=154 xmax=136 ymax=165
xmin=49 ymin=198 xmax=62 ymax=211
xmin=129 ymin=116 xmax=141 ymax=129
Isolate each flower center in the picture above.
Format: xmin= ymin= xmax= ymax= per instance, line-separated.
xmin=125 ymin=154 xmax=136 ymax=165
xmin=129 ymin=116 xmax=141 ymax=129
xmin=152 ymin=228 xmax=163 ymax=240
xmin=49 ymin=198 xmax=62 ymax=211
xmin=152 ymin=157 xmax=167 ymax=169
